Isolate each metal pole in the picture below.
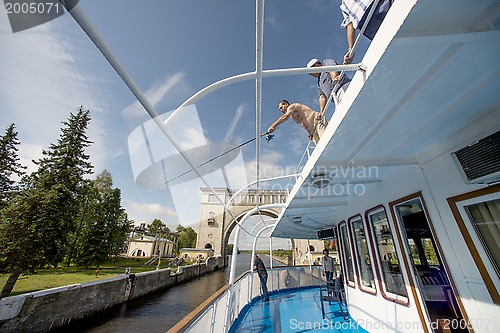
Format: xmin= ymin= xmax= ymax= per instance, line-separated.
xmin=307 ymin=238 xmax=314 ymax=286
xmin=156 ymin=232 xmax=161 ymax=270
xmin=269 ymin=237 xmax=273 ymax=270
xmin=307 ymin=238 xmax=313 ymax=269
xmin=60 ymin=0 xmax=255 ymax=238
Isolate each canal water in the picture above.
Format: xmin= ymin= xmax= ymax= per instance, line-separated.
xmin=54 ymin=254 xmax=279 ymax=333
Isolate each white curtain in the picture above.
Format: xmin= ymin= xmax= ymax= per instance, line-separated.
xmin=466 ymin=199 xmax=500 ymax=275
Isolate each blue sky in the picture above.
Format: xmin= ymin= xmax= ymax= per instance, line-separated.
xmin=0 ymin=1 xmax=369 ymax=248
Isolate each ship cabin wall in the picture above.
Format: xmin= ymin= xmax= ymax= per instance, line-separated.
xmin=420 ymin=147 xmax=499 ymax=332
xmin=333 ymin=136 xmax=498 ymax=332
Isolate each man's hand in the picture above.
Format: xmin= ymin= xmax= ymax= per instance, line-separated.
xmin=344 ymin=49 xmax=354 ymax=65
xmin=267 ymin=125 xmax=276 ymax=133
xmin=316 ymin=113 xmax=323 ymax=120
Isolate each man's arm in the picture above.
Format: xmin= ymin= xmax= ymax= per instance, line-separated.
xmin=268 ymin=110 xmax=292 ymax=133
xmin=344 ymin=22 xmax=356 ymax=64
xmin=329 ymin=71 xmax=342 ymax=88
xmin=319 ymin=93 xmax=327 ymax=114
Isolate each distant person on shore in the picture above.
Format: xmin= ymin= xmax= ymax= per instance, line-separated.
xmin=95 ymin=266 xmax=100 ymax=278
xmin=268 ymin=100 xmax=327 ymax=144
xmin=340 ymin=0 xmax=393 ymax=64
xmin=307 ymin=58 xmax=351 ymax=114
xmin=253 ymin=254 xmax=269 ymax=301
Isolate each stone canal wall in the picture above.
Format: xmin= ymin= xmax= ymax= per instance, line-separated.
xmin=0 ymin=256 xmax=225 ymax=333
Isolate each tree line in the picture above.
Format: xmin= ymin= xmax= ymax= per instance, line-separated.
xmin=0 ymin=106 xmax=196 ymax=299
xmin=134 ymin=218 xmax=197 ymax=253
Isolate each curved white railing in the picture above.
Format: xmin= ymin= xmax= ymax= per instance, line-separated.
xmin=175 ymin=265 xmax=324 ymax=333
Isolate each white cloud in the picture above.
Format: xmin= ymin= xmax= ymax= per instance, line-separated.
xmin=265 ymin=14 xmax=281 ymax=31
xmin=289 ymin=135 xmax=306 ymax=153
xmin=128 ymin=202 xmax=178 ymax=218
xmin=180 ymin=126 xmax=207 ymax=150
xmin=0 ymin=13 xmax=116 ymax=175
xmin=224 ymin=103 xmax=246 ymax=142
xmin=122 ymin=72 xmax=187 ymax=119
xmin=243 ymin=149 xmax=298 ymax=187
xmin=18 ymin=142 xmax=44 ymax=176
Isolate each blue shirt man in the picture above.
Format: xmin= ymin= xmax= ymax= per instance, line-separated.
xmin=307 ymin=58 xmax=351 ymax=116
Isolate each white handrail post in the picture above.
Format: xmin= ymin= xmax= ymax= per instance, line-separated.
xmin=307 ymin=239 xmax=313 ymax=284
xmin=269 ymin=237 xmax=273 ymax=270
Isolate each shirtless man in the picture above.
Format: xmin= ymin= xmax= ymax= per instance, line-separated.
xmin=267 ymin=100 xmax=328 ymax=144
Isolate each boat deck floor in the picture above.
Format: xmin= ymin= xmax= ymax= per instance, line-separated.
xmin=230 ymin=288 xmax=369 ymax=332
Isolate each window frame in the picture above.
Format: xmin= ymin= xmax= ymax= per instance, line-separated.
xmin=365 ymin=205 xmax=410 ymax=305
xmin=348 ymin=214 xmax=377 ymax=295
xmin=447 ymin=185 xmax=500 ymax=304
xmin=338 ymin=220 xmax=356 ymax=288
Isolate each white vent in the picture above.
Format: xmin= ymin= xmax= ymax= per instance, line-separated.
xmin=453 ymin=130 xmax=500 ymax=184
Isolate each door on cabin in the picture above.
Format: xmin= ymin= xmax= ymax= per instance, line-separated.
xmin=392 ymin=196 xmax=467 ymax=332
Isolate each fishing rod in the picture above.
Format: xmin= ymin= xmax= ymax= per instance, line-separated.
xmin=161 ymin=132 xmax=275 ymax=186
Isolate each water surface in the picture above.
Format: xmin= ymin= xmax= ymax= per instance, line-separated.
xmin=54 ymin=254 xmax=277 ymax=333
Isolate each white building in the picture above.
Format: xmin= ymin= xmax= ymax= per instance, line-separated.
xmin=126 ymin=235 xmax=174 ymax=258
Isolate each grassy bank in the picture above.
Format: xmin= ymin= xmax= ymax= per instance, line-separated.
xmin=0 ymin=257 xmax=181 ymax=296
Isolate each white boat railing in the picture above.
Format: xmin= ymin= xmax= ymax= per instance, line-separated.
xmin=178 ymin=265 xmax=324 ymax=333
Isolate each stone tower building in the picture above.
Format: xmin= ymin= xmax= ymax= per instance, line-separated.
xmin=196 ymin=188 xmax=287 ymax=257
xmin=196 ymin=188 xmax=327 ymax=263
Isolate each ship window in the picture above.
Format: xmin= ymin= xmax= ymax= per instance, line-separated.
xmin=465 ymin=199 xmax=500 ymax=277
xmin=338 ymin=221 xmax=355 ymax=288
xmin=208 ymin=194 xmax=218 ymax=203
xmin=208 ymin=212 xmax=216 ymax=226
xmin=448 ymin=187 xmax=500 ymax=304
xmin=349 ymin=215 xmax=376 ymax=294
xmin=367 ymin=207 xmax=408 ymax=299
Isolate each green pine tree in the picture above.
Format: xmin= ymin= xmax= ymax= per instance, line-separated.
xmin=0 ymin=107 xmax=93 ymax=299
xmin=0 ymin=123 xmax=26 ymax=205
xmin=71 ymin=170 xmax=131 ymax=267
xmin=0 ymin=123 xmax=27 ymax=299
xmin=148 ymin=218 xmax=169 ymax=236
